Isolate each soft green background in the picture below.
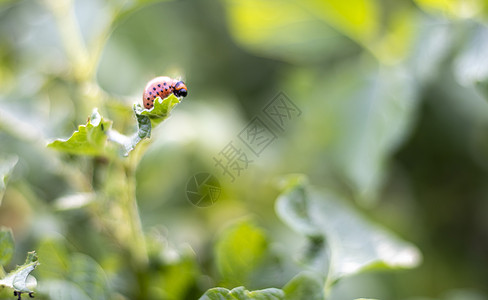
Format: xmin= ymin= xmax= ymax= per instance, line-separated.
xmin=1 ymin=0 xmax=488 ymax=299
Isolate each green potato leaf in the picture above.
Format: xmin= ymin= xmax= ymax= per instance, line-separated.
xmin=48 ymin=108 xmax=112 ymax=156
xmin=276 ymin=176 xmax=422 ymax=286
xmin=109 ymin=94 xmax=182 ymax=155
xmin=133 ymin=93 xmax=181 ymax=129
xmin=200 ymin=286 xmax=284 ymax=300
xmin=0 ymin=251 xmax=38 ymax=293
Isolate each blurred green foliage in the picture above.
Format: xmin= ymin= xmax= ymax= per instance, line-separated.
xmin=1 ymin=0 xmax=488 ymax=299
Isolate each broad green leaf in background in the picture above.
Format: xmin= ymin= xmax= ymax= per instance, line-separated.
xmin=199 ymin=286 xmax=285 ymax=300
xmin=223 ymin=0 xmax=414 ymax=63
xmin=302 ymin=0 xmax=379 ymax=43
xmin=414 ymin=0 xmax=488 ymax=19
xmin=37 ymin=238 xmax=70 ymax=279
xmin=47 ymin=108 xmax=112 ymax=156
xmin=215 ymin=220 xmax=268 ymax=287
xmin=337 ymin=67 xmax=419 ymax=204
xmin=0 ymin=251 xmax=38 ymax=293
xmin=282 ymin=272 xmax=324 ymax=300
xmin=292 ymin=65 xmax=419 ymax=204
xmin=69 ymin=253 xmax=110 ymax=300
xmin=453 ymin=23 xmax=488 ymax=100
xmin=320 ymin=66 xmax=419 ymax=204
xmin=0 ymin=156 xmax=17 ymax=205
xmin=0 ymin=227 xmax=14 ymax=267
xmin=276 ymin=176 xmax=422 ymax=288
xmin=37 ymin=238 xmax=110 ymax=298
xmin=222 ymin=0 xmax=358 ymax=64
xmin=407 ymin=17 xmax=454 ymax=84
xmin=38 ymin=280 xmax=91 ymax=300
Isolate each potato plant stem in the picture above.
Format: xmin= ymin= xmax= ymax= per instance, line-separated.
xmin=123 ymin=164 xmax=148 ymax=266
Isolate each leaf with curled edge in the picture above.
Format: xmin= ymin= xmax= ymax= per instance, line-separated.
xmin=48 ymin=109 xmax=112 ymax=156
xmin=109 ymin=94 xmax=182 ymax=156
xmin=134 ymin=94 xmax=181 ymax=128
xmin=0 ymin=251 xmax=38 ymax=293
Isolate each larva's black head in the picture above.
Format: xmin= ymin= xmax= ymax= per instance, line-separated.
xmin=173 ymin=81 xmax=188 ymax=97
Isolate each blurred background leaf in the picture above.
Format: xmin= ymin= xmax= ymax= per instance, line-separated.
xmin=282 ymin=272 xmax=324 ymax=300
xmin=414 ymin=0 xmax=488 ymax=19
xmin=276 ymin=177 xmax=422 ymax=287
xmin=0 ymin=227 xmax=14 ymax=267
xmin=215 ymin=220 xmax=268 ymax=287
xmin=0 ymin=157 xmax=17 ymax=204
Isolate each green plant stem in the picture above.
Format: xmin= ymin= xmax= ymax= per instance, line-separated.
xmin=124 ymin=139 xmax=151 ymax=265
xmin=123 ymin=161 xmax=148 ymax=267
xmin=43 ymin=0 xmax=91 ymax=82
xmin=323 ymin=256 xmax=334 ymax=298
xmin=95 ymin=157 xmax=148 ymax=267
xmin=101 ymin=142 xmax=151 ymax=267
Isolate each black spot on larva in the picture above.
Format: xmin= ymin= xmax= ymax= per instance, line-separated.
xmin=153 ymin=87 xmax=156 ymax=91
xmin=149 ymin=92 xmax=152 ymax=95
xmin=163 ymin=82 xmax=167 ymax=86
xmin=160 ymin=89 xmax=164 ymax=93
xmin=146 ymin=97 xmax=150 ymax=100
xmin=165 ymin=88 xmax=168 ymax=91
xmin=151 ymin=99 xmax=154 ymax=102
xmin=158 ymin=84 xmax=161 ymax=87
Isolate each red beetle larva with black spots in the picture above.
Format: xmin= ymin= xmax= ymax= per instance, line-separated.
xmin=143 ymin=76 xmax=188 ymax=109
